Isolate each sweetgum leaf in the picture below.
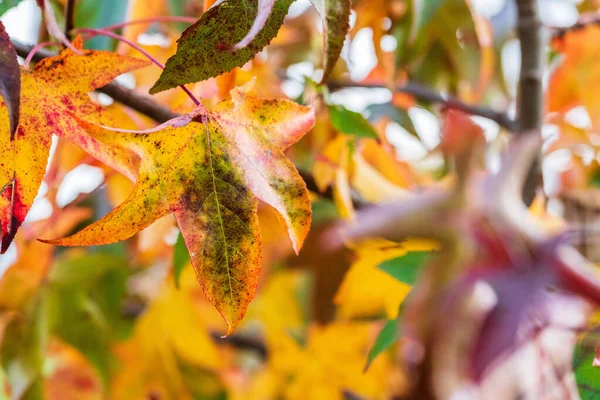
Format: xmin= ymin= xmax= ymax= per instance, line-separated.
xmin=0 ymin=21 xmax=20 ymax=138
xmin=150 ymin=0 xmax=294 ymax=94
xmin=0 ymin=36 xmax=149 ymax=253
xmin=47 ymin=84 xmax=315 ymax=334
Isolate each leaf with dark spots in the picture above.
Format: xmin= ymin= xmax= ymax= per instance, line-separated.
xmin=0 ymin=36 xmax=149 ymax=253
xmin=149 ymin=0 xmax=295 ymax=94
xmin=0 ymin=21 xmax=20 ymax=138
xmin=321 ymin=0 xmax=351 ymax=83
xmin=45 ymin=83 xmax=315 ymax=334
xmin=231 ymin=0 xmax=277 ymax=51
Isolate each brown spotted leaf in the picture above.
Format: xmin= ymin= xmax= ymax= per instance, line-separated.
xmin=45 ymin=83 xmax=315 ymax=334
xmin=0 ymin=21 xmax=20 ymax=138
xmin=0 ymin=36 xmax=149 ymax=253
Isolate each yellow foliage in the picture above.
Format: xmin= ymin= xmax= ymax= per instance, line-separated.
xmin=335 ymin=239 xmax=438 ymax=319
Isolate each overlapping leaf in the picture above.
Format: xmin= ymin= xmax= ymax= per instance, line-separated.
xmin=150 ymin=0 xmax=295 ymax=93
xmin=0 ymin=21 xmax=20 ymax=137
xmin=0 ymin=36 xmax=149 ymax=253
xmin=47 ymin=83 xmax=315 ymax=334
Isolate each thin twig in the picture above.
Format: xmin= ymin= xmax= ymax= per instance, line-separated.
xmin=74 ymin=28 xmax=201 ymax=106
xmin=64 ymin=0 xmax=76 ymax=40
xmin=327 ymin=80 xmax=517 ymax=132
xmin=210 ymin=332 xmax=268 ymax=360
xmin=516 ymin=0 xmax=545 ymax=204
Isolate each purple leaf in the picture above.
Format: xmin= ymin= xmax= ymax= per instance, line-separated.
xmin=0 ymin=21 xmax=20 ymax=139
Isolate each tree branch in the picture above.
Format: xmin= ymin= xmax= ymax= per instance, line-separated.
xmin=64 ymin=0 xmax=76 ymax=40
xmin=12 ymin=41 xmax=179 ymax=123
xmin=516 ymin=0 xmax=545 ymax=204
xmin=327 ymin=80 xmax=517 ymax=132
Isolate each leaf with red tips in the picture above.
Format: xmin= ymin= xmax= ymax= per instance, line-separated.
xmin=0 ymin=21 xmax=20 ymax=138
xmin=0 ymin=36 xmax=149 ymax=253
xmin=440 ymin=109 xmax=485 ymax=157
xmin=45 ymin=83 xmax=315 ymax=334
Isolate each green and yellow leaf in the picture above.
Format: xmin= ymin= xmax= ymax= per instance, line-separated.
xmin=46 ymin=83 xmax=315 ymax=334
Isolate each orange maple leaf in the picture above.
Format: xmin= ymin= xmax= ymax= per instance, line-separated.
xmin=0 ymin=36 xmax=149 ymax=252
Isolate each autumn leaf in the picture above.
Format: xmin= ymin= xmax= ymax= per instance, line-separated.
xmin=46 ymin=83 xmax=315 ymax=334
xmin=0 ymin=21 xmax=20 ymax=138
xmin=150 ymin=0 xmax=295 ymax=93
xmin=548 ymin=25 xmax=600 ymax=128
xmin=0 ymin=36 xmax=149 ymax=253
xmin=335 ymin=239 xmax=437 ymax=319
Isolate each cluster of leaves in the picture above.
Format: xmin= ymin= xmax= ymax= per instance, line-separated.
xmin=1 ymin=0 xmax=600 ymax=399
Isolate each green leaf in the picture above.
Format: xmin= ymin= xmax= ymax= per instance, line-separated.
xmin=364 ymin=319 xmax=400 ymax=371
xmin=3 ymin=291 xmax=48 ymax=400
xmin=150 ymin=0 xmax=295 ymax=93
xmin=411 ymin=0 xmax=445 ymax=40
xmin=378 ymin=251 xmax=431 ymax=285
xmin=47 ymin=252 xmax=130 ymax=380
xmin=574 ymin=331 xmax=600 ymax=399
xmin=328 ymin=104 xmax=378 ymax=139
xmin=320 ymin=0 xmax=351 ymax=83
xmin=590 ymin=169 xmax=600 ymax=189
xmin=575 ymin=352 xmax=600 ymax=399
xmin=0 ymin=0 xmax=23 ymax=17
xmin=173 ymin=231 xmax=190 ymax=288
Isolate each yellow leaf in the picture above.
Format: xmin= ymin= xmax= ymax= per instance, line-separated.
xmin=335 ymin=239 xmax=437 ymax=319
xmin=111 ymin=277 xmax=222 ymax=400
xmin=46 ymin=85 xmax=315 ymax=334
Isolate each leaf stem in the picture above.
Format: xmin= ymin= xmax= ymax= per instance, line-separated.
xmin=23 ymin=41 xmax=60 ymax=68
xmin=64 ymin=0 xmax=76 ymax=40
xmin=74 ymin=27 xmax=201 ymax=106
